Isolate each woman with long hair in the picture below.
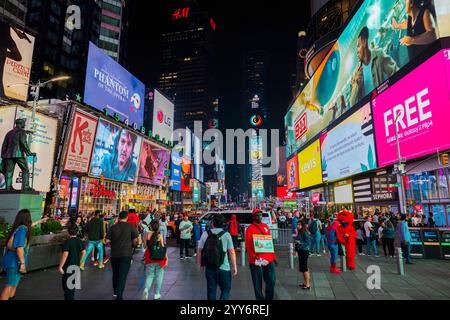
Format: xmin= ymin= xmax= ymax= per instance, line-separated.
xmin=159 ymin=214 xmax=168 ymax=245
xmin=143 ymin=220 xmax=168 ymax=300
xmin=1 ymin=209 xmax=46 ymax=300
xmin=293 ymin=220 xmax=311 ymax=289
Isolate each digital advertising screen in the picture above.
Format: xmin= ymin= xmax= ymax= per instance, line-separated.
xmin=181 ymin=156 xmax=191 ymax=192
xmin=193 ymin=134 xmax=202 ymax=181
xmin=152 ymin=89 xmax=174 ymax=143
xmin=138 ymin=140 xmax=170 ymax=186
xmin=285 ymin=0 xmax=450 ymax=158
xmin=372 ymin=49 xmax=450 ymax=167
xmin=298 ymin=139 xmax=322 ymax=190
xmin=170 ymin=146 xmax=182 ymax=191
xmin=0 ymin=106 xmax=57 ymax=192
xmin=84 ymin=42 xmax=145 ymax=128
xmin=287 ymin=154 xmax=299 ymax=191
xmin=89 ymin=119 xmax=142 ymax=183
xmin=0 ymin=21 xmax=35 ymax=101
xmin=64 ymin=110 xmax=98 ymax=174
xmin=276 ymin=146 xmax=287 ymax=186
xmin=321 ymin=102 xmax=377 ymax=182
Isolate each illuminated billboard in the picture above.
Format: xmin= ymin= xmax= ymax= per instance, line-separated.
xmin=251 ymin=134 xmax=264 ymax=199
xmin=152 ymin=90 xmax=174 ymax=143
xmin=276 ymin=146 xmax=287 ymax=186
xmin=285 ymin=0 xmax=450 ymax=158
xmin=181 ymin=156 xmax=191 ymax=192
xmin=138 ymin=140 xmax=170 ymax=186
xmin=0 ymin=21 xmax=35 ymax=101
xmin=373 ymin=49 xmax=450 ymax=167
xmin=170 ymin=146 xmax=182 ymax=191
xmin=298 ymin=139 xmax=322 ymax=189
xmin=89 ymin=119 xmax=142 ymax=183
xmin=84 ymin=42 xmax=145 ymax=128
xmin=321 ymin=102 xmax=377 ymax=182
xmin=287 ymin=154 xmax=299 ymax=191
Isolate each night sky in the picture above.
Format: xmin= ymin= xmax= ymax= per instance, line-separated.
xmin=127 ymin=0 xmax=311 ymax=140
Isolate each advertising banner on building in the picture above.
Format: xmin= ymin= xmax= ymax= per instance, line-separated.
xmin=0 ymin=106 xmax=57 ymax=192
xmin=206 ymin=182 xmax=219 ymax=196
xmin=152 ymin=90 xmax=174 ymax=143
xmin=321 ymin=102 xmax=377 ymax=182
xmin=89 ymin=119 xmax=142 ymax=183
xmin=170 ymin=147 xmax=182 ymax=191
xmin=287 ymin=154 xmax=299 ymax=191
xmin=0 ymin=22 xmax=35 ymax=101
xmin=276 ymin=145 xmax=287 ymax=186
xmin=84 ymin=42 xmax=145 ymax=127
xmin=64 ymin=111 xmax=98 ymax=173
xmin=138 ymin=140 xmax=170 ymax=186
xmin=334 ymin=179 xmax=354 ymax=204
xmin=193 ymin=134 xmax=202 ymax=181
xmin=373 ymin=49 xmax=450 ymax=167
xmin=193 ymin=180 xmax=200 ymax=203
xmin=298 ymin=139 xmax=322 ymax=189
xmin=181 ymin=156 xmax=191 ymax=192
xmin=251 ymin=134 xmax=264 ymax=199
xmin=285 ymin=0 xmax=450 ymax=158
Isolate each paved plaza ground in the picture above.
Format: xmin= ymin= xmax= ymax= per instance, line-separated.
xmin=2 ymin=240 xmax=450 ymax=300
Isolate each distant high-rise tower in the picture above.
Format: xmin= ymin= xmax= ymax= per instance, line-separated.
xmin=157 ymin=1 xmax=217 ymax=131
xmin=0 ymin=0 xmax=28 ymax=26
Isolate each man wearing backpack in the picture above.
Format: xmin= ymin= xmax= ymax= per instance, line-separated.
xmin=245 ymin=208 xmax=277 ymax=300
xmin=308 ymin=214 xmax=322 ymax=256
xmin=197 ymin=214 xmax=237 ymax=300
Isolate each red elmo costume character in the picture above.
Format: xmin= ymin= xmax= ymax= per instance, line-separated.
xmin=337 ymin=210 xmax=356 ymax=270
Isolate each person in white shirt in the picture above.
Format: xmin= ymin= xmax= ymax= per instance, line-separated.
xmin=364 ymin=216 xmax=378 ymax=256
xmin=179 ymin=214 xmax=193 ymax=260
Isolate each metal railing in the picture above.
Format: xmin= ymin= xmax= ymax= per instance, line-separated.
xmin=270 ymin=228 xmax=294 ymax=247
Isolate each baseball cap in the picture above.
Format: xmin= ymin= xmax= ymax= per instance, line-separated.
xmin=252 ymin=208 xmax=262 ymax=215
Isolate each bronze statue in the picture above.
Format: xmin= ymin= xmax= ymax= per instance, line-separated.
xmin=1 ymin=118 xmax=36 ymax=191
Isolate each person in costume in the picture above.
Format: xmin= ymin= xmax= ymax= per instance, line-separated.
xmin=326 ymin=217 xmax=341 ymax=274
xmin=337 ymin=209 xmax=357 ymax=270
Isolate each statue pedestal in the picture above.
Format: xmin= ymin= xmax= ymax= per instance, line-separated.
xmin=0 ymin=191 xmax=43 ymax=224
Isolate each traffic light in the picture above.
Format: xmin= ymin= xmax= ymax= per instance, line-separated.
xmin=440 ymin=153 xmax=449 ymax=165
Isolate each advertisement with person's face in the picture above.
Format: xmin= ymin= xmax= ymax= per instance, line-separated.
xmin=287 ymin=154 xmax=299 ymax=191
xmin=321 ymin=103 xmax=377 ymax=182
xmin=181 ymin=156 xmax=191 ymax=192
xmin=138 ymin=140 xmax=170 ymax=186
xmin=84 ymin=42 xmax=145 ymax=127
xmin=64 ymin=111 xmax=98 ymax=173
xmin=89 ymin=119 xmax=141 ymax=183
xmin=276 ymin=146 xmax=287 ymax=186
xmin=0 ymin=21 xmax=35 ymax=101
xmin=285 ymin=0 xmax=450 ymax=158
xmin=373 ymin=49 xmax=450 ymax=167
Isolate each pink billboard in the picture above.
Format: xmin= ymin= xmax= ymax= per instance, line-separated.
xmin=373 ymin=49 xmax=450 ymax=167
xmin=138 ymin=140 xmax=170 ymax=186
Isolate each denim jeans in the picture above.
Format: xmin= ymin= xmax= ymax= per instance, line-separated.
xmin=401 ymin=242 xmax=412 ymax=263
xmin=366 ymin=238 xmax=377 ymax=256
xmin=82 ymin=240 xmax=103 ymax=263
xmin=180 ymin=239 xmax=190 ymax=257
xmin=249 ymin=262 xmax=276 ymax=300
xmin=310 ymin=232 xmax=321 ymax=254
xmin=205 ymin=268 xmax=232 ymax=300
xmin=144 ymin=263 xmax=165 ymax=298
xmin=320 ymin=234 xmax=326 ymax=252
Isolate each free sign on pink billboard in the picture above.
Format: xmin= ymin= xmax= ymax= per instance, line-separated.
xmin=373 ymin=49 xmax=450 ymax=167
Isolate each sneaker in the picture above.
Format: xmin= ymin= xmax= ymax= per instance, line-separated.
xmin=113 ymin=294 xmax=118 ymax=299
xmin=193 ymin=253 xmax=197 ymax=257
xmin=180 ymin=256 xmax=185 ymax=260
xmin=310 ymin=253 xmax=316 ymax=257
xmin=154 ymin=293 xmax=161 ymax=300
xmin=375 ymin=255 xmax=380 ymax=258
xmin=143 ymin=290 xmax=148 ymax=300
xmin=91 ymin=256 xmax=95 ymax=262
xmin=186 ymin=256 xmax=193 ymax=259
xmin=98 ymin=262 xmax=105 ymax=269
xmin=323 ymin=251 xmax=326 ymax=254
xmin=316 ymin=254 xmax=322 ymax=257
xmin=360 ymin=253 xmax=366 ymax=256
xmin=104 ymin=257 xmax=110 ymax=264
xmin=93 ymin=261 xmax=99 ymax=266
xmin=80 ymin=262 xmax=85 ymax=271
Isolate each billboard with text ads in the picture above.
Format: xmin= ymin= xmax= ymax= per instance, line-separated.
xmin=138 ymin=140 xmax=170 ymax=186
xmin=285 ymin=0 xmax=450 ymax=158
xmin=321 ymin=103 xmax=377 ymax=182
xmin=152 ymin=90 xmax=174 ymax=143
xmin=84 ymin=42 xmax=145 ymax=127
xmin=373 ymin=49 xmax=450 ymax=167
xmin=64 ymin=111 xmax=98 ymax=173
xmin=298 ymin=139 xmax=322 ymax=189
xmin=89 ymin=119 xmax=142 ymax=183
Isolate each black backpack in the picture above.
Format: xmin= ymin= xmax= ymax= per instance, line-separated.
xmin=201 ymin=230 xmax=227 ymax=269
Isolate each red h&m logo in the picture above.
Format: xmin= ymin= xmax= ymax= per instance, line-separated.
xmin=172 ymin=7 xmax=190 ymax=20
xmin=294 ymin=113 xmax=307 ymax=141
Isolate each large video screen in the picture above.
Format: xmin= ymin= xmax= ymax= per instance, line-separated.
xmin=89 ymin=119 xmax=142 ymax=183
xmin=84 ymin=42 xmax=145 ymax=128
xmin=321 ymin=102 xmax=377 ymax=182
xmin=287 ymin=154 xmax=299 ymax=191
xmin=298 ymin=139 xmax=322 ymax=189
xmin=285 ymin=0 xmax=450 ymax=158
xmin=373 ymin=49 xmax=450 ymax=167
xmin=138 ymin=140 xmax=170 ymax=186
xmin=170 ymin=147 xmax=182 ymax=191
xmin=0 ymin=21 xmax=35 ymax=101
xmin=152 ymin=90 xmax=174 ymax=143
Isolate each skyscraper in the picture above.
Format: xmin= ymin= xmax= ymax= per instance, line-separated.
xmin=157 ymin=1 xmax=217 ymax=131
xmin=0 ymin=0 xmax=28 ymax=26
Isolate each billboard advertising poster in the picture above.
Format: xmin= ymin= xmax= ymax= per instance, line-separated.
xmin=287 ymin=154 xmax=299 ymax=191
xmin=64 ymin=111 xmax=98 ymax=173
xmin=285 ymin=0 xmax=450 ymax=158
xmin=321 ymin=102 xmax=377 ymax=182
xmin=138 ymin=140 xmax=170 ymax=186
xmin=0 ymin=106 xmax=57 ymax=192
xmin=276 ymin=146 xmax=287 ymax=186
xmin=84 ymin=42 xmax=145 ymax=128
xmin=0 ymin=22 xmax=35 ymax=101
xmin=152 ymin=90 xmax=174 ymax=143
xmin=89 ymin=119 xmax=142 ymax=183
xmin=193 ymin=180 xmax=200 ymax=203
xmin=334 ymin=180 xmax=354 ymax=204
xmin=373 ymin=49 xmax=450 ymax=167
xmin=170 ymin=148 xmax=182 ymax=191
xmin=181 ymin=156 xmax=191 ymax=192
xmin=298 ymin=139 xmax=322 ymax=189
xmin=193 ymin=134 xmax=201 ymax=181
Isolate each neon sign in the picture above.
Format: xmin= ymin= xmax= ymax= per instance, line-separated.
xmin=172 ymin=7 xmax=190 ymax=20
xmin=85 ymin=180 xmax=117 ymax=200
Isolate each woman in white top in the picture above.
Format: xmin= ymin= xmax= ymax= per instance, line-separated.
xmin=159 ymin=215 xmax=168 ymax=245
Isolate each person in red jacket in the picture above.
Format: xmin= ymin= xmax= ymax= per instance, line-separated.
xmin=228 ymin=214 xmax=240 ymax=252
xmin=337 ymin=209 xmax=357 ymax=270
xmin=245 ymin=208 xmax=277 ymax=300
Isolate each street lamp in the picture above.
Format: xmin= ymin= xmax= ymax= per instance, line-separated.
xmin=394 ymin=111 xmax=408 ymax=214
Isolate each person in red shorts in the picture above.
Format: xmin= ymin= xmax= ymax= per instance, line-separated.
xmin=245 ymin=208 xmax=277 ymax=300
